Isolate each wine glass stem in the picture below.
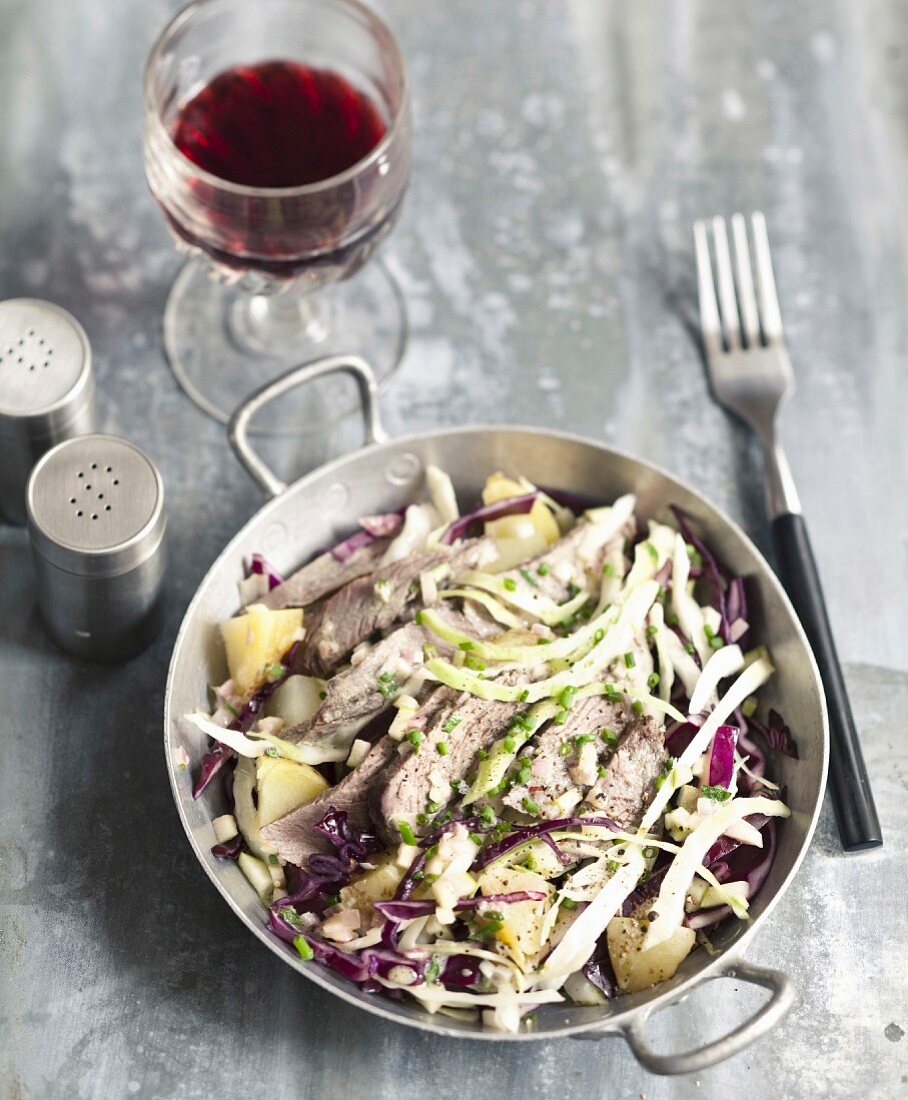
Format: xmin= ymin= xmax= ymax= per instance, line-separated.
xmin=228 ymin=288 xmax=331 ymax=357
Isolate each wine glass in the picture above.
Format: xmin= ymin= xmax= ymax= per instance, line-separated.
xmin=143 ymin=0 xmax=410 ymax=432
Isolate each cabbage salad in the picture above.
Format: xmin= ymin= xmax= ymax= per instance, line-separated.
xmin=179 ymin=469 xmax=796 ymax=1032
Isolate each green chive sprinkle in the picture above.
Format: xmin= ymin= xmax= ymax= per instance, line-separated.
xmin=559 ymin=741 xmax=572 ymax=756
xmin=553 ymin=710 xmax=569 ymax=726
xmin=606 ymin=860 xmax=620 ymax=874
xmin=600 ymin=728 xmax=618 ymax=746
xmin=521 ymin=796 xmax=541 ymax=816
xmin=624 ymin=652 xmax=636 ymax=668
xmin=425 ymin=800 xmax=440 ymax=814
xmin=396 ymin=821 xmax=417 ymax=846
xmin=415 ymin=813 xmax=428 ymax=826
xmin=408 ymin=729 xmax=423 ymax=750
xmin=703 ymin=623 xmax=715 ymax=640
xmin=479 ymin=805 xmax=496 ymax=825
xmin=560 ymin=897 xmax=578 ymax=910
xmin=519 ymin=568 xmax=539 ymax=588
xmin=293 ymin=935 xmax=314 ymax=961
xmin=645 ymin=625 xmax=658 ymax=639
xmin=645 ymin=541 xmax=659 ymax=562
xmin=642 ymin=846 xmax=657 ymax=859
xmin=442 ymin=714 xmax=462 ymax=733
xmin=436 ymin=741 xmax=449 ymax=757
xmin=593 ymin=628 xmax=605 ymax=644
xmin=701 ymin=784 xmax=732 ymax=802
xmin=709 ymin=636 xmax=725 ymax=650
xmin=665 ymin=612 xmax=680 ymax=626
xmin=458 ymin=640 xmax=474 ymax=651
xmin=317 ymin=691 xmax=327 ymax=701
xmin=558 ymin=685 xmax=578 ymax=709
xmin=503 ymin=736 xmax=516 ymax=752
xmin=476 ymin=748 xmax=489 ymax=761
xmin=647 ymin=672 xmax=661 ymax=689
xmin=632 ymin=700 xmax=644 ymax=716
xmin=685 ymin=642 xmax=696 ymax=655
xmin=602 ymin=562 xmax=616 ymax=577
xmin=503 ymin=577 xmax=518 ymax=592
xmin=537 ymin=563 xmax=550 ymax=576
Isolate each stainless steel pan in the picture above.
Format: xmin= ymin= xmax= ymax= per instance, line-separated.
xmin=164 ymin=355 xmax=828 ymax=1074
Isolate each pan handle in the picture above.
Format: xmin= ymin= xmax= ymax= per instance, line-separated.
xmin=227 ymin=355 xmax=388 ymax=498
xmin=577 ymin=959 xmax=793 ymax=1075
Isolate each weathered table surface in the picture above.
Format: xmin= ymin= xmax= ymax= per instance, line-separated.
xmin=1 ymin=1 xmax=906 ymax=1097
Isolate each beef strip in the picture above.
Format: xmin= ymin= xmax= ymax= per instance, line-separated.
xmin=284 ymin=608 xmax=502 ymax=747
xmin=582 ymin=716 xmax=666 ymax=828
xmin=368 ymin=685 xmax=526 ymax=844
xmin=296 ymin=537 xmax=496 ymax=677
xmin=284 ymin=622 xmax=429 ymax=747
xmin=260 ymin=736 xmax=398 ymax=867
xmin=500 ymin=515 xmax=634 ymax=604
xmin=259 ymin=539 xmax=391 ymax=610
xmin=502 ymin=696 xmax=630 ymax=819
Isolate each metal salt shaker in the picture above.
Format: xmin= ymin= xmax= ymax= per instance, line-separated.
xmin=0 ymin=298 xmax=97 ymax=523
xmin=26 ymin=434 xmax=168 ymax=661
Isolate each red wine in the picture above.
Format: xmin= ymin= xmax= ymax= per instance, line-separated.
xmin=172 ymin=60 xmax=387 ymax=188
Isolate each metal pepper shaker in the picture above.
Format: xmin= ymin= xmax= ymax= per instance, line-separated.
xmin=0 ymin=299 xmax=97 ymax=523
xmin=26 ymin=434 xmax=168 ymax=661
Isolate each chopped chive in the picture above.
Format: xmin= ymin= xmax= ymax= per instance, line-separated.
xmin=503 ymin=736 xmax=516 ymax=753
xmin=536 ymin=637 xmax=551 ymax=646
xmin=701 ymin=784 xmax=732 ymax=802
xmin=685 ymin=642 xmax=696 ymax=655
xmin=476 ymin=747 xmax=489 ymax=761
xmin=317 ymin=691 xmax=327 ymax=702
xmin=605 ymin=689 xmax=623 ymax=703
xmin=557 ymin=685 xmax=578 ymax=709
xmin=709 ymin=636 xmax=725 ymax=650
xmin=436 ymin=741 xmax=449 ymax=757
xmin=559 ymin=897 xmax=578 ymax=910
xmin=521 ymin=797 xmax=541 ymax=816
xmin=606 ymin=860 xmax=620 ymax=874
xmin=503 ymin=577 xmax=518 ymax=592
xmin=632 ymin=700 xmax=644 ymax=716
xmin=424 ymin=844 xmax=439 ymax=861
xmin=396 ymin=821 xmax=417 ymax=846
xmin=645 ymin=625 xmax=658 ymax=639
xmin=479 ymin=804 xmax=496 ymax=825
xmin=602 ymin=562 xmax=616 ymax=577
xmin=597 ymin=764 xmax=607 ymax=778
xmin=741 ymin=697 xmax=758 ymax=718
xmin=553 ymin=710 xmax=569 ymax=726
xmin=703 ymin=623 xmax=715 ymax=640
xmin=519 ymin=689 xmax=530 ymax=702
xmin=593 ymin=628 xmax=605 ymax=644
xmin=537 ymin=562 xmax=550 ymax=576
xmin=293 ymin=935 xmax=314 ymax=961
xmin=665 ymin=612 xmax=680 ymax=626
xmin=572 ymin=733 xmax=595 ymax=748
xmin=425 ymin=800 xmax=440 ymax=814
xmin=442 ymin=714 xmax=462 ymax=733
xmin=559 ymin=741 xmax=572 ymax=757
xmin=647 ymin=672 xmax=661 ymax=689
xmin=377 ymin=672 xmax=399 ymax=700
xmin=624 ymin=652 xmax=636 ymax=668
xmin=519 ymin=568 xmax=539 ymax=588
xmin=408 ymin=729 xmax=423 ymax=750
xmin=642 ymin=846 xmax=657 ymax=860
xmin=600 ymin=728 xmax=618 ymax=747
xmin=644 ymin=541 xmax=659 ymax=562
xmin=458 ymin=640 xmax=474 ymax=651
xmin=415 ymin=812 xmax=428 ymax=826
xmin=469 ymin=831 xmax=484 ymax=846
xmin=465 ymin=654 xmax=486 ymax=671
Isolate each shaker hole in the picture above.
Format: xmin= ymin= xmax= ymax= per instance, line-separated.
xmin=76 ymin=511 xmax=83 ymax=517
xmin=91 ymin=514 xmax=98 ymax=520
xmin=90 ymin=463 xmax=97 ymax=470
xmin=77 ymin=471 xmax=84 ymax=478
xmin=27 ymin=329 xmax=34 ymax=336
xmin=85 ymin=484 xmax=91 ymax=490
xmin=98 ymin=493 xmax=104 ymax=499
xmin=105 ymin=466 xmax=112 ymax=473
xmin=113 ymin=479 xmax=119 ymax=485
xmin=105 ymin=505 xmax=111 ymax=512
xmin=69 ymin=497 xmax=76 ymax=504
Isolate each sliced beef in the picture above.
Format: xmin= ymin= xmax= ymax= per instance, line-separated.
xmin=260 ymin=736 xmax=398 ymax=867
xmin=369 ymin=686 xmax=525 ymax=844
xmin=582 ymin=716 xmax=666 ymax=828
xmin=500 ymin=515 xmax=633 ymax=604
xmin=259 ymin=539 xmax=391 ymax=610
xmin=284 ymin=608 xmax=502 ymax=747
xmin=284 ymin=622 xmax=429 ymax=747
xmin=297 ymin=538 xmax=496 ymax=677
xmin=502 ymin=696 xmax=629 ymax=819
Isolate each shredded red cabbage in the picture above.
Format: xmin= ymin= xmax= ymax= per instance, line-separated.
xmin=537 ymin=485 xmax=598 ymax=513
xmin=440 ymin=493 xmax=538 ymax=545
xmin=686 ymin=819 xmax=778 ymax=930
xmin=330 ymin=528 xmax=376 ymax=563
xmin=211 ymin=835 xmax=243 ymax=860
xmin=707 ymin=725 xmax=739 ymax=789
xmin=358 ymin=512 xmax=404 ymax=538
xmin=472 ymin=815 xmax=618 ymax=870
xmin=313 ymin=807 xmax=383 ymax=864
xmin=748 ymin=708 xmax=799 ymax=759
xmin=245 ymin=552 xmax=284 ymax=590
xmin=374 ymin=890 xmax=547 ymax=922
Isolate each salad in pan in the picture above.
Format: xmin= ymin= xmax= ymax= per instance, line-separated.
xmin=181 ymin=469 xmax=797 ymax=1032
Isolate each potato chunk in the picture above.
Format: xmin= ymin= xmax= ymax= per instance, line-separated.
xmin=476 ymin=864 xmax=553 ymax=967
xmin=219 ymin=604 xmax=303 ymax=694
xmin=255 ymin=756 xmax=329 ymax=828
xmin=607 ymin=915 xmax=696 ymax=994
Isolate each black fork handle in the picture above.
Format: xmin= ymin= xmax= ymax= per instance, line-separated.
xmin=771 ymin=512 xmax=883 ymax=851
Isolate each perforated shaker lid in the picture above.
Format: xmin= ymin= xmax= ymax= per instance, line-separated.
xmin=0 ymin=299 xmax=93 ymax=437
xmin=26 ymin=435 xmax=165 ymax=578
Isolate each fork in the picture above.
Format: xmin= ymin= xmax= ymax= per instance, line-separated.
xmin=693 ymin=212 xmax=882 ymax=852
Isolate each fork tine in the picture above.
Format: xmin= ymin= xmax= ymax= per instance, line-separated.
xmin=731 ymin=213 xmax=760 ymax=347
xmin=693 ymin=219 xmax=723 ymax=362
xmin=751 ymin=211 xmax=784 ymax=345
xmin=711 ymin=216 xmax=742 ymax=351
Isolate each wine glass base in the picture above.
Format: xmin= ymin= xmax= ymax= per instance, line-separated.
xmin=162 ymin=258 xmax=407 ymax=435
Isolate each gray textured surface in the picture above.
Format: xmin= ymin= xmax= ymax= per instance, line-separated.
xmin=1 ymin=0 xmax=906 ymax=1097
